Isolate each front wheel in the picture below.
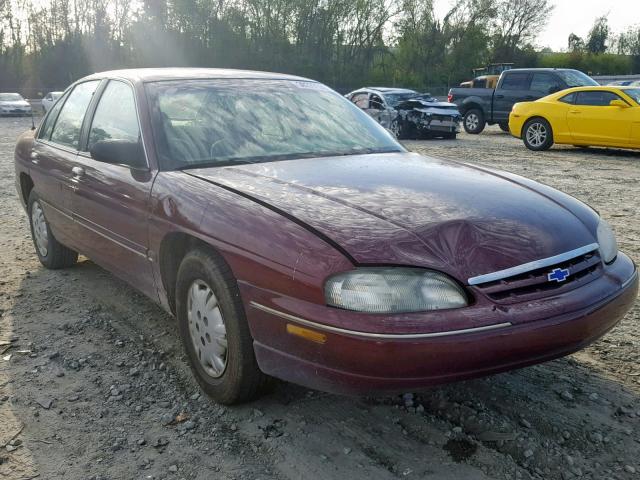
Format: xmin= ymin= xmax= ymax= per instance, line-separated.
xmin=28 ymin=190 xmax=78 ymax=269
xmin=522 ymin=118 xmax=554 ymax=151
xmin=391 ymin=118 xmax=408 ymax=140
xmin=463 ymin=109 xmax=485 ymax=134
xmin=176 ymin=247 xmax=269 ymax=404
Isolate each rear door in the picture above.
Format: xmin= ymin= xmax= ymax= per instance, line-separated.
xmin=29 ymin=81 xmax=100 ymax=251
xmin=493 ymin=72 xmax=532 ymax=122
xmin=68 ymin=79 xmax=157 ymax=299
xmin=567 ymin=91 xmax=633 ymax=145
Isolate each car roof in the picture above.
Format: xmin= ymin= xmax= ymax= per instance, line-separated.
xmin=505 ymin=68 xmax=582 ymax=73
xmin=78 ymin=68 xmax=314 ymax=84
xmin=364 ymin=87 xmax=417 ymax=94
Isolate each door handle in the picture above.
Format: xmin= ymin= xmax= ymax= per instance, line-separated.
xmin=30 ymin=151 xmax=39 ymax=164
xmin=569 ymin=110 xmax=581 ymax=114
xmin=71 ymin=166 xmax=85 ymax=178
xmin=496 ymin=95 xmax=505 ymax=99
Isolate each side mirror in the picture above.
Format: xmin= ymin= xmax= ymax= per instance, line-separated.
xmin=90 ymin=139 xmax=147 ymax=170
xmin=609 ymin=99 xmax=629 ymax=108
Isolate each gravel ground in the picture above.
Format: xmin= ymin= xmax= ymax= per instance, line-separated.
xmin=0 ymin=117 xmax=639 ymax=480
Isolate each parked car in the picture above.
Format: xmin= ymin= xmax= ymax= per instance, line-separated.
xmin=0 ymin=93 xmax=32 ymax=116
xmin=41 ymin=91 xmax=64 ymax=112
xmin=346 ymin=87 xmax=461 ymax=139
xmin=510 ymin=86 xmax=640 ymax=151
xmin=14 ymin=69 xmax=638 ymax=404
xmin=448 ymin=68 xmax=598 ymax=134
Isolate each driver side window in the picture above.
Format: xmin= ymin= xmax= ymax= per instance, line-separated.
xmin=88 ymin=80 xmax=140 ymax=152
xmin=369 ymin=94 xmax=384 ymax=110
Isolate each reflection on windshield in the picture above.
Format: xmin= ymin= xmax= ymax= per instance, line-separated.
xmin=146 ymin=79 xmax=403 ymax=170
xmin=556 ymin=70 xmax=598 ymax=88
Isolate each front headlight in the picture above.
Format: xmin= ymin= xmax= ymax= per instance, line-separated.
xmin=325 ymin=267 xmax=468 ymax=313
xmin=597 ymin=219 xmax=618 ymax=264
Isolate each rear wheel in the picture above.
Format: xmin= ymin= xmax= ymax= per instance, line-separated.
xmin=498 ymin=123 xmax=510 ymax=133
xmin=28 ymin=190 xmax=78 ymax=269
xmin=176 ymin=247 xmax=269 ymax=404
xmin=463 ymin=109 xmax=485 ymax=134
xmin=442 ymin=132 xmax=457 ymax=140
xmin=522 ymin=118 xmax=554 ymax=151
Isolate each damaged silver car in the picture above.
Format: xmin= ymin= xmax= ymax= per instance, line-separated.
xmin=346 ymin=87 xmax=461 ymax=140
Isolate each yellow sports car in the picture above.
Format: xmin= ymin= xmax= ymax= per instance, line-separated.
xmin=509 ymin=86 xmax=640 ymax=151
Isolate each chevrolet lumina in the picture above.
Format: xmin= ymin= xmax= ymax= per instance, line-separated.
xmin=14 ymin=69 xmax=638 ymax=404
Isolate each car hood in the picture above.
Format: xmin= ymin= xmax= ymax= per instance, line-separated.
xmin=188 ymin=152 xmax=599 ymax=283
xmin=0 ymin=100 xmax=30 ymax=108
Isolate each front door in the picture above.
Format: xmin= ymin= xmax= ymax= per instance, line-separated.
xmin=567 ymin=91 xmax=633 ymax=145
xmin=68 ymin=79 xmax=158 ymax=300
xmin=493 ymin=72 xmax=532 ymax=122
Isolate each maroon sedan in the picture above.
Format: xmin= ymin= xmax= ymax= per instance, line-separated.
xmin=14 ymin=69 xmax=638 ymax=404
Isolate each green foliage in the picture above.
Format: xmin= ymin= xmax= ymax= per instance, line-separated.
xmin=0 ymin=0 xmax=637 ymax=95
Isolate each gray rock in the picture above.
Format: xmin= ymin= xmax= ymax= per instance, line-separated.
xmin=624 ymin=465 xmax=636 ymax=474
xmin=524 ymin=449 xmax=534 ymax=458
xmin=168 ymin=464 xmax=178 ymax=473
xmin=560 ymin=391 xmax=574 ymax=401
xmin=519 ymin=418 xmax=532 ymax=429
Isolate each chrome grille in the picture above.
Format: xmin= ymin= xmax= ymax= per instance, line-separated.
xmin=473 ymin=250 xmax=603 ymax=303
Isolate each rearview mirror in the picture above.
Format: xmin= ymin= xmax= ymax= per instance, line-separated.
xmin=609 ymin=99 xmax=629 ymax=108
xmin=90 ymin=139 xmax=147 ymax=169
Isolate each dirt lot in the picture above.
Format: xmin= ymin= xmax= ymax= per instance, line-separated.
xmin=1 ymin=117 xmax=639 ymax=480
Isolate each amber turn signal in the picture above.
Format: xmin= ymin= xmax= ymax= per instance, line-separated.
xmin=286 ymin=323 xmax=327 ymax=344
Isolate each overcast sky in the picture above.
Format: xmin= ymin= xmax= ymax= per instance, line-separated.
xmin=433 ymin=0 xmax=640 ymax=52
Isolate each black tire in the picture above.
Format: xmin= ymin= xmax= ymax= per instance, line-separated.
xmin=391 ymin=118 xmax=408 ymax=140
xmin=175 ymin=247 xmax=269 ymax=405
xmin=442 ymin=132 xmax=457 ymax=140
xmin=27 ymin=190 xmax=78 ymax=269
xmin=498 ymin=123 xmax=510 ymax=133
xmin=463 ymin=109 xmax=486 ymax=134
xmin=522 ymin=117 xmax=554 ymax=151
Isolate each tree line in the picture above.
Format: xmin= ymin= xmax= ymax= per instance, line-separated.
xmin=0 ymin=0 xmax=638 ymax=96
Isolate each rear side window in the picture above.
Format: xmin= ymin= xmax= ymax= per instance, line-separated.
xmin=50 ymin=80 xmax=99 ymax=149
xmin=530 ymin=73 xmax=562 ymax=94
xmin=39 ymin=91 xmax=69 ymax=140
xmin=558 ymin=93 xmax=576 ymax=104
xmin=574 ymin=91 xmax=622 ymax=106
xmin=501 ymin=73 xmax=531 ymax=90
xmin=351 ymin=93 xmax=368 ymax=109
xmin=88 ymin=80 xmax=140 ymax=151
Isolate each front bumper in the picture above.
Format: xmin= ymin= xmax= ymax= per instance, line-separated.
xmin=244 ymin=253 xmax=638 ymax=395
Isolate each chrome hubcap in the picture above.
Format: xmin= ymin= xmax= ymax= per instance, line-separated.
xmin=187 ymin=280 xmax=228 ymax=378
xmin=31 ymin=201 xmax=48 ymax=257
xmin=526 ymin=122 xmax=547 ymax=147
xmin=465 ymin=113 xmax=479 ymax=130
xmin=391 ymin=121 xmax=401 ymax=137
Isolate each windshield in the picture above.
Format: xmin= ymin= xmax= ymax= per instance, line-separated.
xmin=623 ymin=88 xmax=640 ymax=105
xmin=384 ymin=92 xmax=419 ymax=107
xmin=0 ymin=93 xmax=24 ymax=102
xmin=556 ymin=70 xmax=598 ymax=88
xmin=147 ymin=79 xmax=404 ymax=170
xmin=147 ymin=79 xmax=403 ymax=170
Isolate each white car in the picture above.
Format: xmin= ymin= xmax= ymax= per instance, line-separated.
xmin=0 ymin=93 xmax=32 ymax=116
xmin=42 ymin=91 xmax=63 ymax=112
